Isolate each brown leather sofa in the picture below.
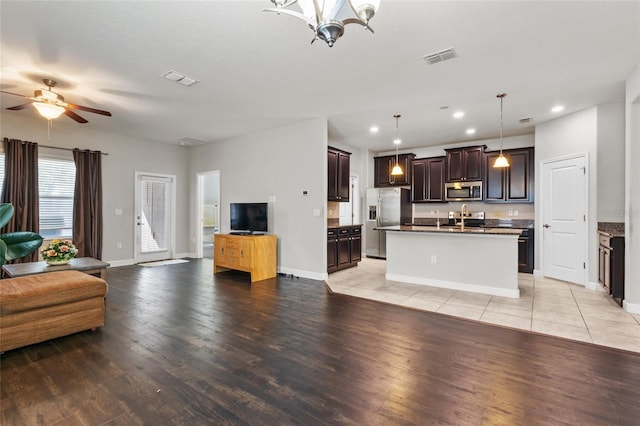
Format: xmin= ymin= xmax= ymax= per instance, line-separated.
xmin=0 ymin=270 xmax=108 ymax=352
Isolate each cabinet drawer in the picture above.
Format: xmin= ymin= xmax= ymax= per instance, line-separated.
xmin=338 ymin=228 xmax=350 ymax=237
xmin=350 ymin=226 xmax=361 ymax=236
xmin=327 ymin=228 xmax=339 ymax=239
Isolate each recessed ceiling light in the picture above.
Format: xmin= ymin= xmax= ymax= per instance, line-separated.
xmin=551 ymin=105 xmax=565 ymax=113
xmin=370 ymin=126 xmax=379 ymax=133
xmin=453 ymin=111 xmax=464 ymax=119
xmin=466 ymin=128 xmax=476 ymax=135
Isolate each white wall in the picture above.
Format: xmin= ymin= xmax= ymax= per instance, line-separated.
xmin=625 ymin=63 xmax=640 ymax=313
xmin=1 ymin=113 xmax=191 ymax=265
xmin=597 ymin=103 xmax=626 ymax=222
xmin=189 ymin=118 xmax=327 ymax=280
xmin=535 ymin=107 xmax=599 ymax=284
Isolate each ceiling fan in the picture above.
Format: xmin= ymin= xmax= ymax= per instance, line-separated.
xmin=0 ymin=79 xmax=112 ymax=123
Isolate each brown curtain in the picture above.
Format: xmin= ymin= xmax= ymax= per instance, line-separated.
xmin=72 ymin=149 xmax=103 ymax=259
xmin=1 ymin=138 xmax=40 ymax=262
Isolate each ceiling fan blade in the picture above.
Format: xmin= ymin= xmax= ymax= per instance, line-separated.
xmin=67 ymin=103 xmax=112 ymax=117
xmin=6 ymin=102 xmax=34 ymax=111
xmin=0 ymin=90 xmax=31 ymax=99
xmin=63 ymin=108 xmax=89 ymax=123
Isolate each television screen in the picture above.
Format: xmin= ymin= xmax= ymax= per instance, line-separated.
xmin=230 ymin=202 xmax=268 ymax=234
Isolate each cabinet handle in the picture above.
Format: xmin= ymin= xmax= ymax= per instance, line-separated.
xmin=221 ymin=248 xmax=224 ymax=254
xmin=240 ymin=250 xmax=244 ymax=257
xmin=543 ymin=224 xmax=550 ymax=228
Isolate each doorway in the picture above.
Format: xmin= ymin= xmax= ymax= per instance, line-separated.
xmin=134 ymin=172 xmax=176 ymax=264
xmin=541 ymin=154 xmax=588 ymax=285
xmin=196 ymin=170 xmax=220 ymax=259
xmin=339 ymin=175 xmax=360 ymax=225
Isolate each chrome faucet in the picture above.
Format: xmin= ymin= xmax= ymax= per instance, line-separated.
xmin=460 ymin=204 xmax=468 ymax=231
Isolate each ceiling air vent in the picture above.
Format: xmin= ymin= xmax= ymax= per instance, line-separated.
xmin=423 ymin=47 xmax=458 ymax=65
xmin=519 ymin=117 xmax=533 ymax=124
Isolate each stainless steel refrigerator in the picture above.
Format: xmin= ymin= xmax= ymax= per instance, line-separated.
xmin=365 ymin=187 xmax=412 ymax=258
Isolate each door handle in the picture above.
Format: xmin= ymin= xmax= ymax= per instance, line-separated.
xmin=543 ymin=224 xmax=551 ymax=228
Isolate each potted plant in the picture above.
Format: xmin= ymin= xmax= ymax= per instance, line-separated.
xmin=0 ymin=203 xmax=44 ymax=266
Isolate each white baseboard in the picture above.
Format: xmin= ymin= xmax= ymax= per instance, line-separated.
xmin=585 ymin=280 xmax=600 ymax=291
xmin=277 ymin=266 xmax=325 ymax=281
xmin=623 ymin=300 xmax=640 ymax=314
xmin=533 ymin=269 xmax=543 ymax=277
xmin=106 ymin=258 xmax=134 ymax=267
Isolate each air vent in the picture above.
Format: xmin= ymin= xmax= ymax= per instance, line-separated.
xmin=423 ymin=48 xmax=458 ymax=65
xmin=519 ymin=117 xmax=533 ymax=124
xmin=162 ymin=70 xmax=199 ymax=87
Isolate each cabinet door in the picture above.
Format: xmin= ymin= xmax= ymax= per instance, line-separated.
xmin=214 ymin=236 xmax=228 ymax=265
xmin=338 ymin=236 xmax=351 ymax=266
xmin=327 ymin=238 xmax=338 ymax=270
xmin=328 ymin=150 xmax=339 ymax=200
xmin=237 ymin=239 xmax=254 ymax=269
xmin=506 ymin=149 xmax=532 ymax=202
xmin=427 ymin=157 xmax=445 ymax=201
xmin=338 ymin=152 xmax=350 ymax=201
xmin=374 ymin=156 xmax=393 ymax=187
xmin=392 ymin=154 xmax=414 ymax=186
xmin=350 ymin=226 xmax=362 ymax=262
xmin=464 ymin=147 xmax=484 ymax=181
xmin=375 ymin=154 xmax=414 ymax=187
xmin=411 ymin=159 xmax=427 ymax=202
xmin=484 ymin=152 xmax=506 ymax=201
xmin=446 ymin=150 xmax=464 ymax=181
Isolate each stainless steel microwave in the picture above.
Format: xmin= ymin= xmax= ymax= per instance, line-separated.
xmin=444 ymin=181 xmax=483 ymax=201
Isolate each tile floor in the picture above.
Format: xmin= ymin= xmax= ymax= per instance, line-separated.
xmin=326 ymin=257 xmax=640 ymax=353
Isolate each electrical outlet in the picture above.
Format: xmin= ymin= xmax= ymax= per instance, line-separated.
xmin=116 ymin=242 xmax=122 ymax=249
xmin=514 ymin=210 xmax=519 ymax=216
xmin=430 ymin=255 xmax=437 ymax=264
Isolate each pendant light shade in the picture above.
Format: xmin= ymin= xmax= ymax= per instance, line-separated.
xmin=390 ymin=114 xmax=404 ymax=176
xmin=493 ymin=93 xmax=510 ymax=168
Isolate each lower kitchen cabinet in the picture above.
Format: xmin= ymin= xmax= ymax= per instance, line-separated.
xmin=518 ymin=228 xmax=534 ymax=273
xmin=598 ymin=232 xmax=624 ymax=306
xmin=328 ymin=225 xmax=362 ymax=273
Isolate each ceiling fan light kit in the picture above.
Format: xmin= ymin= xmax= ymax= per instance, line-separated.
xmin=1 ymin=79 xmax=112 ymax=123
xmin=264 ymin=0 xmax=381 ymax=47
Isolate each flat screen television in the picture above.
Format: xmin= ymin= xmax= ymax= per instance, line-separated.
xmin=230 ymin=202 xmax=268 ymax=234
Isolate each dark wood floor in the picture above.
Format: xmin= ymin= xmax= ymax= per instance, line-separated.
xmin=2 ymin=259 xmax=639 ymax=425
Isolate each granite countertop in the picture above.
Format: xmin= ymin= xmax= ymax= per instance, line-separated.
xmin=598 ymin=229 xmax=625 ymax=238
xmin=598 ymin=222 xmax=624 ymax=237
xmin=378 ymin=225 xmax=523 ymax=235
xmin=327 ymin=223 xmax=363 ymax=229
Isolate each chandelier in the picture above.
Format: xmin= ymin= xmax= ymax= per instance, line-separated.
xmin=264 ymin=0 xmax=381 ymax=47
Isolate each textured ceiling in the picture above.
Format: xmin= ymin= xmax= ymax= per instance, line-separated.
xmin=1 ymin=1 xmax=638 ymax=152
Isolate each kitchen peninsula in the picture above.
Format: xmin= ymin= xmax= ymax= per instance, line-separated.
xmin=381 ymin=225 xmax=523 ymax=298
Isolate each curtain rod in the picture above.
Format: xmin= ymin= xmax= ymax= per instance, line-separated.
xmin=38 ymin=144 xmax=109 ymax=156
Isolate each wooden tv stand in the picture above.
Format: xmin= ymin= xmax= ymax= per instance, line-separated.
xmin=213 ymin=234 xmax=277 ymax=282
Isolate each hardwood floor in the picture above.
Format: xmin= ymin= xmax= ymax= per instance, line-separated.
xmin=2 ymin=258 xmax=639 ymax=425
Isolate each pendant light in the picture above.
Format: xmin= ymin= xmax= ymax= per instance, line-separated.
xmin=390 ymin=114 xmax=403 ymax=176
xmin=493 ymin=93 xmax=510 ymax=168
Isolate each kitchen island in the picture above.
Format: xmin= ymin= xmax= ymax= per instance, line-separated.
xmin=380 ymin=225 xmax=523 ymax=298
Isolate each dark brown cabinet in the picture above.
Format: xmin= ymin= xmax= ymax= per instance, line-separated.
xmin=328 ymin=225 xmax=362 ymax=273
xmin=445 ymin=145 xmax=485 ymax=182
xmin=484 ymin=148 xmax=534 ymax=203
xmin=518 ymin=228 xmax=534 ymax=273
xmin=328 ymin=147 xmax=351 ymax=202
xmin=598 ymin=232 xmax=625 ymax=306
xmin=411 ymin=157 xmax=446 ymax=203
xmin=374 ymin=153 xmax=415 ymax=187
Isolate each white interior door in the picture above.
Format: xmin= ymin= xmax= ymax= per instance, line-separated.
xmin=196 ymin=170 xmax=220 ymax=259
xmin=135 ymin=172 xmax=176 ymax=263
xmin=541 ymin=155 xmax=588 ymax=284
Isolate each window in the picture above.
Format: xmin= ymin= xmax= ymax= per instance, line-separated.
xmin=0 ymin=153 xmax=76 ymax=238
xmin=39 ymin=157 xmax=76 ymax=238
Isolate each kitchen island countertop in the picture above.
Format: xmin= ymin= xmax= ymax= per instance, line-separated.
xmin=378 ymin=225 xmax=523 ymax=235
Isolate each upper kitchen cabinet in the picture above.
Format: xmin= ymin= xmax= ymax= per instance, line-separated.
xmin=484 ymin=147 xmax=534 ymax=203
xmin=328 ymin=147 xmax=351 ymax=202
xmin=411 ymin=156 xmax=446 ymax=203
xmin=374 ymin=153 xmax=415 ymax=187
xmin=445 ymin=145 xmax=486 ymax=182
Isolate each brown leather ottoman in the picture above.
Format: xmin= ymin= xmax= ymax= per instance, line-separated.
xmin=0 ymin=270 xmax=108 ymax=352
